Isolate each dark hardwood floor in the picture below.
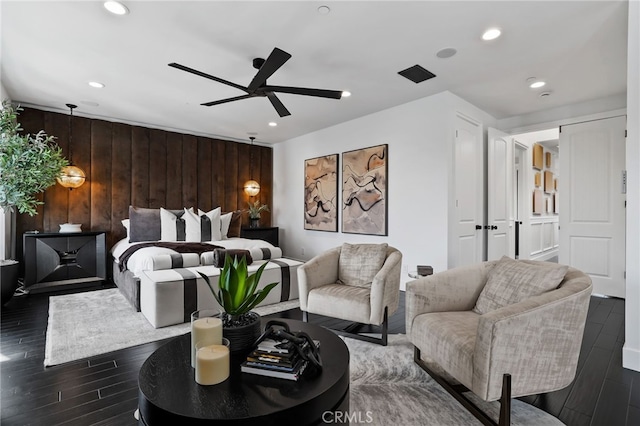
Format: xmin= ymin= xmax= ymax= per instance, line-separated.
xmin=1 ymin=285 xmax=639 ymax=425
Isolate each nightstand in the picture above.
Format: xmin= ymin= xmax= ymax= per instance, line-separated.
xmin=240 ymin=227 xmax=279 ymax=247
xmin=23 ymin=231 xmax=107 ymax=293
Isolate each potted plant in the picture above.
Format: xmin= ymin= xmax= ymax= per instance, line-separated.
xmin=198 ymin=255 xmax=279 ymax=355
xmin=247 ymin=201 xmax=269 ymax=228
xmin=1 ymin=100 xmax=67 ymax=304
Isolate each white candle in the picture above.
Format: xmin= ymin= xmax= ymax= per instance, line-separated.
xmin=191 ymin=317 xmax=222 ymax=367
xmin=195 ymin=344 xmax=230 ymax=385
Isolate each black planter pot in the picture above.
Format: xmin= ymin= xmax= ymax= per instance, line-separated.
xmin=249 ymin=218 xmax=260 ymax=228
xmin=1 ymin=260 xmax=19 ymax=306
xmin=222 ymin=311 xmax=261 ymax=356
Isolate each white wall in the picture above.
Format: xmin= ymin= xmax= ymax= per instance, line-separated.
xmin=0 ymin=81 xmax=9 ymax=102
xmin=273 ymin=91 xmax=495 ymax=290
xmin=623 ymin=0 xmax=640 ymax=372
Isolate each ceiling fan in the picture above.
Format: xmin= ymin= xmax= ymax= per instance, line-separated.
xmin=168 ymin=47 xmax=343 ymax=117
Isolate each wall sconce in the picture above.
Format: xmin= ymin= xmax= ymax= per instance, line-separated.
xmin=57 ymin=103 xmax=86 ymax=189
xmin=243 ymin=136 xmax=260 ymax=197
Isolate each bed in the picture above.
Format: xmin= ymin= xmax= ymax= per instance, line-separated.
xmin=110 ymin=206 xmax=303 ymax=328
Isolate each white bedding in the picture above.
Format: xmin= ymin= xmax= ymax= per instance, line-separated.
xmin=111 ymin=237 xmax=283 ymax=277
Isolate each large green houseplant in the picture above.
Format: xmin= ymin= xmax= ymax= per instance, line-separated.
xmin=198 ymin=254 xmax=279 ymax=354
xmin=1 ymin=100 xmax=67 ymax=304
xmin=0 ymin=100 xmax=68 ymax=216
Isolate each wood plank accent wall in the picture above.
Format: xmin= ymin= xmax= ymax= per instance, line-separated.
xmin=16 ymin=107 xmax=273 ymax=255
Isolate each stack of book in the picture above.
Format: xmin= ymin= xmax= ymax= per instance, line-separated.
xmin=240 ymin=337 xmax=319 ymax=381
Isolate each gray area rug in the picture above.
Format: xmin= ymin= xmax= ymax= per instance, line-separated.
xmin=347 ymin=335 xmax=564 ymax=426
xmin=45 ymin=288 xmax=300 ymax=366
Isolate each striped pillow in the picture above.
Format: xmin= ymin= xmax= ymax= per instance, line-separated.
xmin=160 ymin=208 xmax=188 ymax=241
xmin=198 ymin=208 xmax=222 ymax=242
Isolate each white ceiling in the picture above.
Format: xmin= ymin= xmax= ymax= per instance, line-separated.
xmin=0 ymin=1 xmax=628 ymax=144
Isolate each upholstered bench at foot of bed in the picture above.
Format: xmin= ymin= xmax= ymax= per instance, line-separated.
xmin=139 ymin=258 xmax=302 ymax=328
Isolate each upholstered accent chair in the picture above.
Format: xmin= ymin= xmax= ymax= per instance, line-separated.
xmin=298 ymin=243 xmax=402 ymax=345
xmin=406 ymin=257 xmax=592 ymax=426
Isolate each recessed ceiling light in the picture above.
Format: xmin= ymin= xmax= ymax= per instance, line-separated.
xmin=526 ymin=77 xmax=546 ymax=89
xmin=482 ymin=28 xmax=501 ymax=41
xmin=341 ymin=91 xmax=351 ymax=98
xmin=436 ymin=48 xmax=457 ymax=59
xmin=104 ymin=1 xmax=129 ymax=15
xmin=88 ymin=81 xmax=105 ymax=88
xmin=268 ymin=122 xmax=277 ymax=127
xmin=540 ymin=92 xmax=551 ymax=98
xmin=317 ymin=6 xmax=331 ymax=15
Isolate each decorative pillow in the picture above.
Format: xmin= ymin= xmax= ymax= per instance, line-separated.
xmin=338 ymin=243 xmax=389 ymax=288
xmin=128 ymin=206 xmax=161 ymax=242
xmin=160 ymin=208 xmax=187 ymax=241
xmin=212 ymin=248 xmax=253 ymax=268
xmin=220 ymin=211 xmax=233 ymax=238
xmin=473 ymin=256 xmax=569 ymax=314
xmin=121 ymin=219 xmax=130 ymax=239
xmin=150 ymin=253 xmax=200 ymax=271
xmin=198 ymin=208 xmax=222 ymax=242
xmin=225 ymin=210 xmax=243 ymax=238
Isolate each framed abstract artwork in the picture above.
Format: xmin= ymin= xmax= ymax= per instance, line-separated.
xmin=533 ymin=144 xmax=543 ymax=170
xmin=342 ymin=144 xmax=388 ymax=235
xmin=544 ymin=171 xmax=554 ymax=193
xmin=304 ymin=154 xmax=339 ymax=232
xmin=533 ymin=189 xmax=544 ymax=214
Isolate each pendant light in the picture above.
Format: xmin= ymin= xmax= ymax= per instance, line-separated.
xmin=243 ymin=137 xmax=260 ymax=197
xmin=57 ymin=104 xmax=86 ymax=189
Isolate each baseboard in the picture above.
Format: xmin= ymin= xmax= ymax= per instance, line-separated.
xmin=622 ymin=344 xmax=640 ymax=372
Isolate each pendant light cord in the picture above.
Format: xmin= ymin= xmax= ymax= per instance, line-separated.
xmin=66 ymin=103 xmax=77 ymax=164
xmin=249 ymin=136 xmax=255 ymax=180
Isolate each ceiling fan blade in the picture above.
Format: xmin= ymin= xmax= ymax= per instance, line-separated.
xmin=263 ymin=85 xmax=343 ymax=99
xmin=247 ymin=48 xmax=292 ymax=92
xmin=201 ymin=94 xmax=255 ymax=107
xmin=266 ymin=92 xmax=291 ymax=117
xmin=169 ymin=63 xmax=248 ymax=93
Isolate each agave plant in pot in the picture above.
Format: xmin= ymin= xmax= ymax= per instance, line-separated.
xmin=198 ymin=255 xmax=279 ymax=355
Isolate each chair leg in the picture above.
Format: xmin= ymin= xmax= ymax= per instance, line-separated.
xmin=302 ymin=311 xmax=308 ymax=322
xmin=499 ymin=374 xmax=511 ymax=426
xmin=414 ymin=346 xmax=511 ymax=426
xmin=324 ymin=307 xmax=389 ymax=346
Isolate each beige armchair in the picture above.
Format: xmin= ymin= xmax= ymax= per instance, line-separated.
xmin=406 ymin=257 xmax=592 ymax=426
xmin=298 ymin=243 xmax=402 ymax=345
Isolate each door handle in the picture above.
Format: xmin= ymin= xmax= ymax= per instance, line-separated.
xmin=475 ymin=225 xmax=482 ymax=230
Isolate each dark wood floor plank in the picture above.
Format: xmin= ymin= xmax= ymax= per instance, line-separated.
xmin=0 ymin=287 xmax=635 ymax=426
xmin=565 ymin=346 xmax=615 ymax=416
xmin=627 ymin=405 xmax=640 ymax=426
xmin=590 ymin=378 xmax=631 ymax=425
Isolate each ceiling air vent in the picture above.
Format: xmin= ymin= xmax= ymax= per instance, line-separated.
xmin=398 ymin=65 xmax=436 ymax=84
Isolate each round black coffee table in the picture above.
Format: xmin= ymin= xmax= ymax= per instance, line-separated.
xmin=138 ymin=318 xmax=350 ymax=425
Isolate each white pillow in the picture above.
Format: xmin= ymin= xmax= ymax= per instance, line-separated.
xmin=198 ymin=207 xmax=222 ymax=241
xmin=220 ymin=211 xmax=233 ymax=239
xmin=183 ymin=208 xmax=202 ymax=242
xmin=121 ymin=219 xmax=130 ymax=239
xmin=160 ymin=208 xmax=190 ymax=241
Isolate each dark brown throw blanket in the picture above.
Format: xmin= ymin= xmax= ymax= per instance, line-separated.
xmin=118 ymin=242 xmax=223 ymax=272
xmin=212 ymin=248 xmax=253 ymax=268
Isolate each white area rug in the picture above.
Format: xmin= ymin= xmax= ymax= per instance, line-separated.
xmin=348 ymin=335 xmax=564 ymax=426
xmin=44 ymin=288 xmax=299 ymax=366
